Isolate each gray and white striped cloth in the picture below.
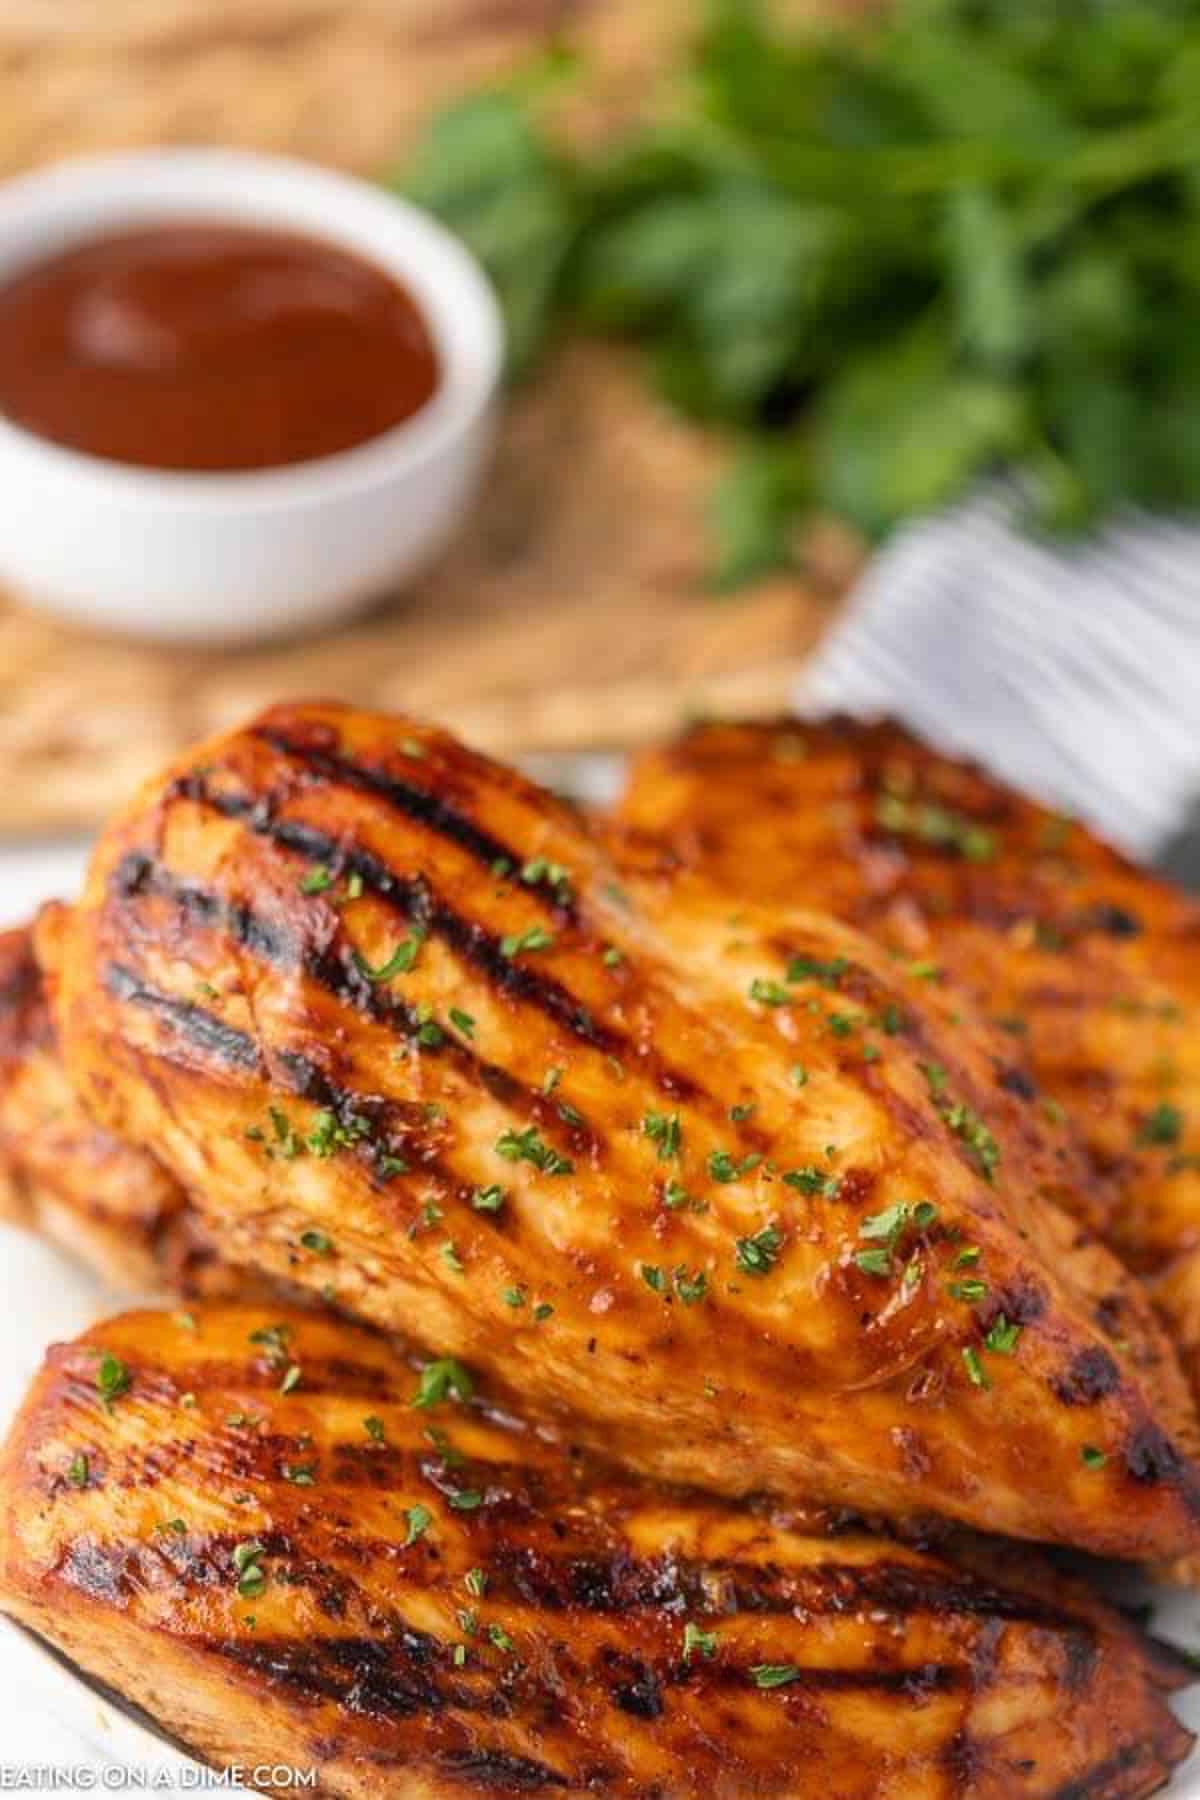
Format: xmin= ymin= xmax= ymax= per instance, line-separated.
xmin=794 ymin=490 xmax=1200 ymax=875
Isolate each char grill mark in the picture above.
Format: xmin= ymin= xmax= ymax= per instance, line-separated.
xmin=105 ymin=964 xmax=263 ymax=1073
xmin=107 ymin=850 xmax=601 ymax=1161
xmin=253 ymin=724 xmax=571 ymax=916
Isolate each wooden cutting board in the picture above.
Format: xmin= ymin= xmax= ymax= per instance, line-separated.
xmin=0 ymin=0 xmax=861 ymax=834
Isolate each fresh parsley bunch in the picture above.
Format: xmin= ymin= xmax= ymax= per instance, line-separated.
xmin=398 ymin=0 xmax=1200 ymax=584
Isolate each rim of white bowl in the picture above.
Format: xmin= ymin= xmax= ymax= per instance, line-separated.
xmin=0 ymin=147 xmax=505 ymax=511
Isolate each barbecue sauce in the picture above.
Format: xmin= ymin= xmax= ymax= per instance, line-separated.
xmin=0 ymin=221 xmax=440 ymax=471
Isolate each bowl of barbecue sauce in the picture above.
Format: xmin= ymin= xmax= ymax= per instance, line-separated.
xmin=0 ymin=151 xmax=502 ymax=644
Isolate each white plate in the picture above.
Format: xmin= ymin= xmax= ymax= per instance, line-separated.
xmin=3 ymin=834 xmax=1200 ymax=1789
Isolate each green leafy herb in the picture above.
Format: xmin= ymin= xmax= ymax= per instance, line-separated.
xmin=1139 ymin=1102 xmax=1183 ymax=1147
xmin=96 ymin=1351 xmax=131 ymax=1413
xmin=749 ymin=977 xmax=790 ymax=1007
xmin=985 ymin=1315 xmax=1022 ymax=1355
xmin=450 ymin=1489 xmax=484 ymax=1511
xmin=233 ymin=1540 xmax=267 ymax=1598
xmin=356 ymin=930 xmax=425 ymax=982
xmin=403 ymin=1504 xmax=433 ymax=1546
xmin=961 ymin=1346 xmax=990 ymax=1390
xmin=364 ymin=1415 xmax=387 ymax=1444
xmin=299 ymin=1229 xmax=333 ymax=1256
xmin=471 ymin=1184 xmax=506 ymax=1214
xmin=449 ymin=1008 xmax=476 ymax=1038
xmin=735 ymin=1224 xmax=784 ymax=1277
xmin=683 ymin=1622 xmax=718 ymax=1661
xmin=500 ymin=924 xmax=555 ymax=959
xmin=413 ymin=1358 xmax=475 ymax=1410
xmin=66 ymin=1452 xmax=89 ymax=1488
xmin=299 ymin=865 xmax=334 ymax=895
xmin=642 ymin=1111 xmax=682 ymax=1160
xmin=750 ymin=1664 xmax=802 ymax=1690
xmin=1081 ymin=1444 xmax=1107 ymax=1470
xmin=495 ymin=1125 xmax=574 ymax=1176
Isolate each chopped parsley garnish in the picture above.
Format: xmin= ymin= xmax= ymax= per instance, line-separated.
xmin=948 ymin=1278 xmax=988 ymax=1303
xmin=985 ymin=1315 xmax=1021 ymax=1355
xmin=281 ymin=1461 xmax=316 ymax=1485
xmin=279 ymin=1363 xmax=302 ymax=1395
xmin=1139 ymin=1102 xmax=1183 ymax=1147
xmin=954 ymin=1246 xmax=981 ymax=1268
xmin=642 ymin=1111 xmax=682 ymax=1160
xmin=855 ymin=1248 xmax=893 ymax=1278
xmin=364 ymin=1415 xmax=387 ymax=1444
xmin=920 ymin=1062 xmax=948 ymax=1098
xmin=412 ymin=1358 xmax=475 ymax=1410
xmin=603 ymin=947 xmax=624 ymax=968
xmin=729 ymin=1101 xmax=756 ymax=1122
xmin=233 ymin=1541 xmax=266 ymax=1598
xmin=249 ymin=1323 xmax=292 ymax=1365
xmin=494 ymin=1125 xmax=573 ymax=1176
xmin=1081 ymin=1445 xmax=1107 ymax=1470
xmin=503 ymin=1286 xmax=526 ymax=1308
xmin=471 ymin=1184 xmax=505 ymax=1214
xmin=440 ymin=1241 xmax=465 ymax=1274
xmin=403 ymin=1504 xmax=433 ymax=1546
xmin=708 ymin=1149 xmax=760 ymax=1183
xmin=783 ymin=1166 xmax=838 ymax=1197
xmin=461 ymin=1568 xmax=488 ymax=1599
xmin=500 ymin=924 xmax=555 ymax=959
xmin=674 ymin=1268 xmax=708 ymax=1305
xmin=521 ymin=857 xmax=572 ymax=899
xmin=735 ymin=1225 xmax=783 ymax=1277
xmin=663 ymin=1180 xmax=691 ymax=1210
xmin=942 ymin=1102 xmax=1000 ymax=1182
xmin=826 ymin=1012 xmax=858 ymax=1037
xmin=299 ymin=865 xmax=334 ymax=894
xmin=268 ymin=1106 xmax=304 ymax=1160
xmin=533 ymin=1302 xmax=554 ymax=1322
xmin=877 ymin=1005 xmax=904 ymax=1036
xmin=356 ymin=930 xmax=426 ymax=982
xmin=449 ymin=1489 xmax=484 ymax=1511
xmin=488 ymin=1623 xmax=514 ymax=1653
xmin=642 ymin=1264 xmax=667 ymax=1294
xmin=66 ymin=1452 xmax=89 ymax=1489
xmin=749 ymin=977 xmax=790 ymax=1007
xmin=787 ymin=954 xmax=848 ymax=988
xmin=874 ymin=793 xmax=997 ymax=862
xmin=307 ymin=1109 xmax=370 ymax=1158
xmin=96 ymin=1351 xmax=130 ymax=1413
xmin=683 ymin=1622 xmax=718 ymax=1661
xmin=448 ymin=1007 xmax=476 ymax=1038
xmin=299 ymin=1229 xmax=333 ymax=1255
xmin=751 ymin=1664 xmax=802 ymax=1689
xmin=961 ymin=1346 xmax=990 ymax=1390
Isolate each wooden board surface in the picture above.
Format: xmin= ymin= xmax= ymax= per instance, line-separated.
xmin=0 ymin=0 xmax=860 ymax=834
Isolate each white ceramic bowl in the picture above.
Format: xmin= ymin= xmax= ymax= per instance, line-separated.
xmin=0 ymin=149 xmax=504 ymax=645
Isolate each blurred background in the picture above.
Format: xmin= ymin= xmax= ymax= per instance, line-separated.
xmin=0 ymin=0 xmax=1196 ymax=881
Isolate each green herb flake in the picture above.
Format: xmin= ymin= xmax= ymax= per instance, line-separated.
xmin=300 ymin=1229 xmax=333 ymax=1256
xmin=500 ymin=924 xmax=555 ymax=959
xmin=96 ymin=1351 xmax=131 ymax=1414
xmin=962 ymin=1346 xmax=991 ymax=1390
xmin=642 ymin=1111 xmax=682 ymax=1160
xmin=683 ymin=1622 xmax=718 ymax=1662
xmin=1139 ymin=1102 xmax=1183 ymax=1147
xmin=735 ymin=1224 xmax=783 ymax=1278
xmin=66 ymin=1452 xmax=89 ymax=1489
xmin=985 ymin=1315 xmax=1022 ymax=1355
xmin=751 ymin=1664 xmax=802 ymax=1690
xmin=412 ymin=1358 xmax=475 ymax=1410
xmin=355 ymin=930 xmax=426 ymax=983
xmin=364 ymin=1415 xmax=387 ymax=1444
xmin=1081 ymin=1445 xmax=1107 ymax=1470
xmin=403 ymin=1504 xmax=433 ymax=1546
xmin=449 ymin=1007 xmax=476 ymax=1038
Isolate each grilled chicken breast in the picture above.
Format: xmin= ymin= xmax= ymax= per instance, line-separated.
xmin=43 ymin=702 xmax=1200 ymax=1560
xmin=1 ymin=1303 xmax=1194 ymax=1798
xmin=616 ymin=718 xmax=1200 ymax=1280
xmin=0 ymin=921 xmax=238 ymax=1297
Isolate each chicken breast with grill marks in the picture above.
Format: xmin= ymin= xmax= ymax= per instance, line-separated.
xmin=0 ymin=1303 xmax=1194 ymax=1798
xmin=616 ymin=717 xmax=1200 ymax=1281
xmin=41 ymin=701 xmax=1200 ymax=1561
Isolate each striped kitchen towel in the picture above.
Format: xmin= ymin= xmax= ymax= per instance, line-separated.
xmin=794 ymin=489 xmax=1200 ymax=872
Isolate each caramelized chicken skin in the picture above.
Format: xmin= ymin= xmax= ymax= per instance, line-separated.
xmin=0 ymin=1303 xmax=1194 ymax=1798
xmin=43 ymin=702 xmax=1200 ymax=1560
xmin=616 ymin=718 xmax=1200 ymax=1278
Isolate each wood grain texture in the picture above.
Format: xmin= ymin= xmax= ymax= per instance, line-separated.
xmin=0 ymin=0 xmax=857 ymax=834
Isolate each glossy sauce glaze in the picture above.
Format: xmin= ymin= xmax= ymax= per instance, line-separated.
xmin=0 ymin=221 xmax=440 ymax=472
